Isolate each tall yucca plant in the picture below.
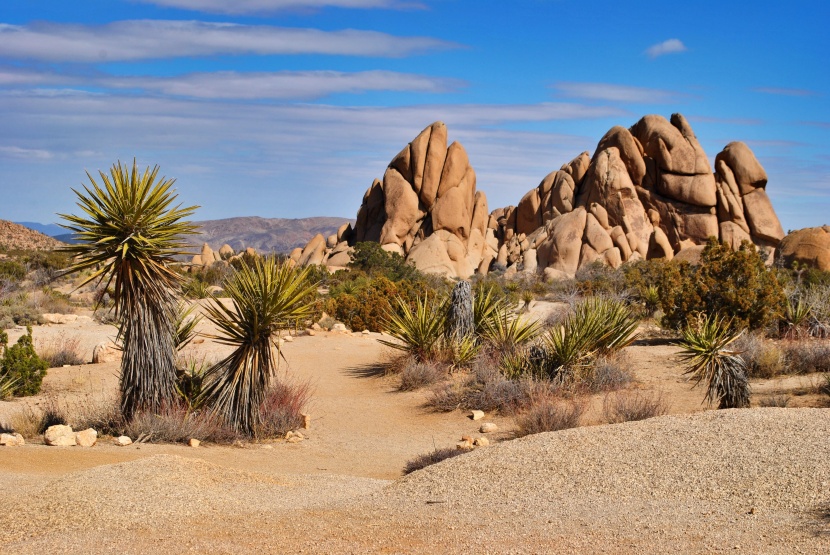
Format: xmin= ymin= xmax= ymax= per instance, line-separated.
xmin=60 ymin=160 xmax=197 ymax=419
xmin=200 ymin=257 xmax=317 ymax=434
xmin=676 ymin=314 xmax=750 ymax=409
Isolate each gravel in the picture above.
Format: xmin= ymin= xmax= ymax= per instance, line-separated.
xmin=1 ymin=408 xmax=828 ymax=554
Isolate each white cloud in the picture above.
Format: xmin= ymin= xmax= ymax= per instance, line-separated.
xmin=644 ymin=39 xmax=687 ymax=59
xmin=0 ymin=90 xmax=625 ymax=220
xmin=102 ymin=70 xmax=463 ymax=99
xmin=552 ymin=82 xmax=683 ymax=103
xmin=0 ymin=145 xmax=53 ymax=160
xmin=0 ymin=20 xmax=454 ymax=62
xmin=134 ymin=0 xmax=423 ymax=14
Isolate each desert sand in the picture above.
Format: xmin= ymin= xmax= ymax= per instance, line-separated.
xmin=0 ymin=312 xmax=828 ymax=554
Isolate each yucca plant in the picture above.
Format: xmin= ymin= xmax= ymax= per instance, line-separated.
xmin=540 ymin=297 xmax=639 ymax=382
xmin=676 ymin=314 xmax=750 ymax=409
xmin=174 ymin=302 xmax=202 ymax=351
xmin=59 ymin=160 xmax=197 ymax=419
xmin=473 ymin=284 xmax=506 ymax=337
xmin=379 ymin=295 xmax=448 ymax=362
xmin=480 ymin=306 xmax=542 ymax=354
xmin=781 ymin=294 xmax=812 ymax=339
xmin=200 ymin=257 xmax=318 ymax=435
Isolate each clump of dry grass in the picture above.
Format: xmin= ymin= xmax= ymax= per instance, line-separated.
xmin=399 ymin=359 xmax=448 ymax=391
xmin=6 ymin=395 xmax=68 ymax=437
xmin=782 ymin=340 xmax=830 ymax=374
xmin=585 ymin=352 xmax=634 ymax=392
xmin=602 ymin=390 xmax=668 ymax=424
xmin=514 ymin=394 xmax=585 ymax=437
xmin=403 ymin=447 xmax=465 ymax=475
xmin=758 ymin=394 xmax=791 ymax=408
xmin=734 ymin=332 xmax=786 ymax=378
xmin=37 ymin=334 xmax=85 ymax=367
xmin=254 ymin=379 xmax=313 ymax=438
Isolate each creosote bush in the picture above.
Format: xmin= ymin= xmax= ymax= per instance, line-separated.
xmin=659 ymin=239 xmax=785 ymax=331
xmin=0 ymin=326 xmax=49 ymax=396
xmin=399 ymin=358 xmax=448 ymax=391
xmin=37 ymin=334 xmax=85 ymax=368
xmin=734 ymin=332 xmax=786 ymax=379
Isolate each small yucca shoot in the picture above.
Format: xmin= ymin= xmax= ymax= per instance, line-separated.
xmin=676 ymin=314 xmax=750 ymax=409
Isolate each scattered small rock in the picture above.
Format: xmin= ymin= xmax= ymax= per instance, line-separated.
xmin=311 ymin=323 xmax=322 ymax=331
xmin=301 ymin=413 xmax=311 ymax=430
xmin=470 ymin=410 xmax=485 ymax=421
xmin=473 ymin=437 xmax=490 ymax=447
xmin=188 ymin=438 xmax=201 ymax=448
xmin=114 ymin=435 xmax=133 ymax=446
xmin=44 ymin=425 xmax=76 ymax=447
xmin=307 ymin=329 xmax=316 ymax=336
xmin=480 ymin=423 xmax=498 ymax=434
xmin=362 ymin=329 xmax=370 ymax=335
xmin=460 ymin=434 xmax=473 ymax=442
xmin=92 ymin=342 xmax=121 ymax=364
xmin=75 ymin=428 xmax=98 ymax=447
xmin=456 ymin=440 xmax=473 ymax=450
xmin=332 ymin=323 xmax=348 ymax=332
xmin=283 ymin=335 xmax=294 ymax=343
xmin=0 ymin=433 xmax=24 ymax=446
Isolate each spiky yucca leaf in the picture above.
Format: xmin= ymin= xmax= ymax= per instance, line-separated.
xmin=379 ymin=296 xmax=448 ymax=362
xmin=676 ymin=314 xmax=749 ymax=409
xmin=479 ymin=306 xmax=542 ymax=353
xmin=174 ymin=303 xmax=202 ymax=351
xmin=540 ymin=297 xmax=639 ymax=381
xmin=473 ymin=284 xmax=506 ymax=336
xmin=200 ymin=257 xmax=317 ymax=434
xmin=59 ymin=160 xmax=197 ymax=419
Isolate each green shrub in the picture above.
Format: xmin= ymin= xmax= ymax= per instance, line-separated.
xmin=660 ymin=239 xmax=785 ymax=331
xmin=326 ymin=275 xmax=433 ymax=332
xmin=349 ymin=241 xmax=420 ymax=282
xmin=0 ymin=260 xmax=26 ymax=282
xmin=0 ymin=326 xmax=49 ymax=396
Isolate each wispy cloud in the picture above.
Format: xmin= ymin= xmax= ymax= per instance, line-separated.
xmin=552 ymin=82 xmax=684 ymax=103
xmin=0 ymin=145 xmax=53 ymax=160
xmin=754 ymin=87 xmax=817 ymax=97
xmin=0 ymin=91 xmax=625 ymax=220
xmin=798 ymin=120 xmax=830 ymax=129
xmin=687 ymin=114 xmax=763 ymax=126
xmin=644 ymin=38 xmax=687 ymax=59
xmin=0 ymin=20 xmax=454 ymax=62
xmin=102 ymin=70 xmax=463 ymax=100
xmin=134 ymin=0 xmax=423 ymax=14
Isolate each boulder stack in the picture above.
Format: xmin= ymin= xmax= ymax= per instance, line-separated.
xmin=297 ymin=114 xmax=787 ymax=278
xmin=488 ymin=113 xmax=785 ymax=277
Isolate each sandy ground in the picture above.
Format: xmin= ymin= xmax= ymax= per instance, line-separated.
xmin=0 ymin=308 xmax=828 ymax=553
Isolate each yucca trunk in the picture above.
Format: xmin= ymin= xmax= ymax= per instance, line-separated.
xmin=120 ymin=295 xmax=178 ymax=419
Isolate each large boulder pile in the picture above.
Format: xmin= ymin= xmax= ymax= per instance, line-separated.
xmin=297 ymin=114 xmax=787 ymax=279
xmin=293 ymin=122 xmax=491 ymax=278
xmin=489 ymin=113 xmax=785 ymax=277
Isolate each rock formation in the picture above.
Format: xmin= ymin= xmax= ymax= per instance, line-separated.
xmin=776 ymin=226 xmax=830 ymax=271
xmin=487 ymin=113 xmax=785 ymax=277
xmin=298 ymin=114 xmax=787 ymax=279
xmin=297 ymin=121 xmax=490 ymax=278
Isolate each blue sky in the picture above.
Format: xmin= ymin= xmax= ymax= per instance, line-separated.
xmin=0 ymin=0 xmax=827 ymax=232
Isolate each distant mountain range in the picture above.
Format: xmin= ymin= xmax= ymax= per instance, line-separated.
xmin=15 ymin=216 xmax=352 ymax=254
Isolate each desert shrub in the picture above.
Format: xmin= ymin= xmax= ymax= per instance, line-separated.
xmin=254 ymin=379 xmax=313 ymax=438
xmin=659 ymin=239 xmax=785 ymax=331
xmin=399 ymin=359 xmax=449 ymax=391
xmin=575 ymin=261 xmax=626 ymax=297
xmin=734 ymin=332 xmax=786 ymax=379
xmin=782 ymin=340 xmax=830 ymax=374
xmin=537 ymin=296 xmax=639 ymax=382
xmin=404 ymin=447 xmax=465 ymax=475
xmin=0 ymin=260 xmax=26 ymax=282
xmin=38 ymin=334 xmax=85 ymax=367
xmin=759 ymin=395 xmax=790 ymax=408
xmin=514 ymin=395 xmax=584 ymax=437
xmin=602 ymin=390 xmax=668 ymax=423
xmin=804 ymin=284 xmax=830 ymax=338
xmin=427 ymin=356 xmax=555 ymax=415
xmin=676 ymin=314 xmax=750 ymax=409
xmin=327 ymin=276 xmax=434 ymax=333
xmin=175 ymin=355 xmax=209 ymax=410
xmin=349 ymin=241 xmax=421 ymax=282
xmin=125 ymin=408 xmax=239 ymax=444
xmin=380 ymin=295 xmax=448 ymax=362
xmin=586 ymin=352 xmax=634 ymax=392
xmin=0 ymin=326 xmax=49 ymax=396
